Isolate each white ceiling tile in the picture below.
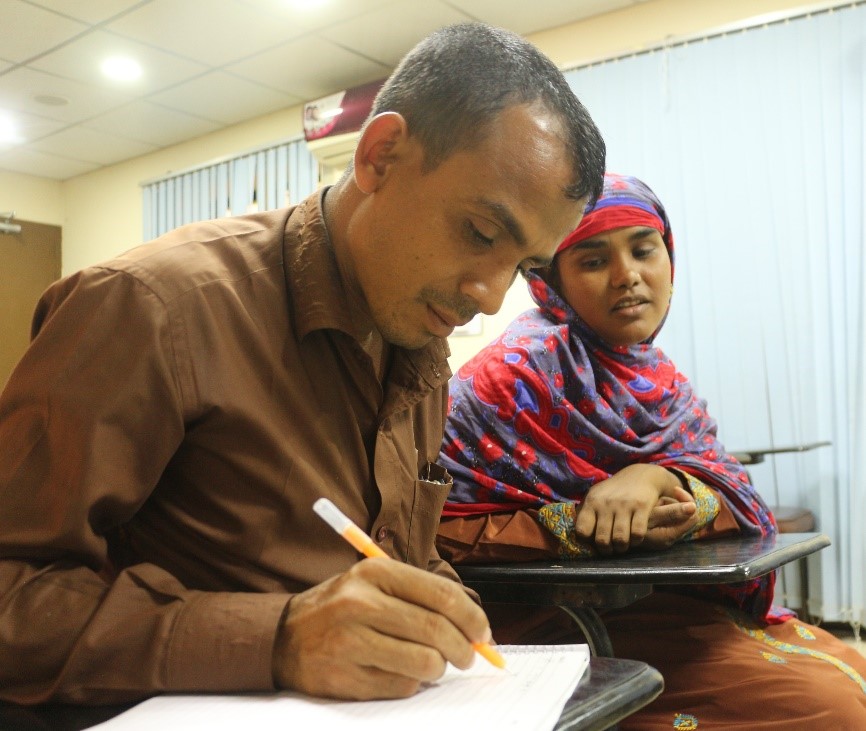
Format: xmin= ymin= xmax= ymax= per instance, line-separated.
xmin=0 ymin=109 xmax=68 ymax=144
xmin=0 ymin=147 xmax=100 ymax=180
xmin=446 ymin=0 xmax=635 ymax=34
xmin=227 ymin=37 xmax=390 ymax=100
xmin=30 ymin=29 xmax=209 ymax=96
xmin=105 ymin=0 xmax=301 ymax=67
xmin=150 ymin=72 xmax=300 ymax=125
xmin=27 ymin=0 xmax=149 ymax=25
xmin=321 ymin=1 xmax=474 ymax=66
xmin=236 ymin=0 xmax=399 ymax=33
xmin=82 ymin=101 xmax=222 ymax=147
xmin=0 ymin=67 xmax=133 ymax=124
xmin=1 ymin=0 xmax=89 ymax=63
xmin=30 ymin=126 xmax=158 ymax=165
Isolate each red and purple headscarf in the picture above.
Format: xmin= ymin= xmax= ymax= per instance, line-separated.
xmin=439 ymin=173 xmax=779 ymax=620
xmin=557 ymin=173 xmax=671 ymax=257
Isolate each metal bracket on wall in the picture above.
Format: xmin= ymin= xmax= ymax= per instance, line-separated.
xmin=0 ymin=212 xmax=22 ymax=235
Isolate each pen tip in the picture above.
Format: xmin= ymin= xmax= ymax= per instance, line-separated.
xmin=473 ymin=642 xmax=507 ymax=669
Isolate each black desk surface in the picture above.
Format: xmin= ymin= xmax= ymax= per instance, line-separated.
xmin=0 ymin=657 xmax=663 ymax=731
xmin=456 ymin=532 xmax=831 ymax=657
xmin=557 ymin=657 xmax=663 ymax=731
xmin=457 ymin=532 xmax=830 ymax=587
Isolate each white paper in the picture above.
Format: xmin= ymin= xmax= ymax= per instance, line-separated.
xmin=91 ymin=644 xmax=589 ymax=731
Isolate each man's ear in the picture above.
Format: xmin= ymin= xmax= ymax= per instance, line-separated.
xmin=353 ymin=112 xmax=409 ymax=194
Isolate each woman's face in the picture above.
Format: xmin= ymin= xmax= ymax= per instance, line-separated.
xmin=555 ymin=225 xmax=672 ymax=347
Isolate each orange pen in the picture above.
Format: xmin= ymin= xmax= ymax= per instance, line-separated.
xmin=313 ymin=497 xmax=506 ymax=670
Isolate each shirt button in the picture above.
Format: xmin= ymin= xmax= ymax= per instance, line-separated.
xmin=376 ymin=526 xmax=388 ymax=542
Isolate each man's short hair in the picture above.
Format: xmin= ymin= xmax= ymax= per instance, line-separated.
xmin=369 ymin=22 xmax=606 ymax=205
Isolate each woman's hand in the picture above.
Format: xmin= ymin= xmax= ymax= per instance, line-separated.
xmin=574 ymin=464 xmax=697 ymax=554
xmin=641 ymin=493 xmax=700 ymax=550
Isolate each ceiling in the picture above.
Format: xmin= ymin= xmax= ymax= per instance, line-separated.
xmin=0 ymin=0 xmax=647 ymax=181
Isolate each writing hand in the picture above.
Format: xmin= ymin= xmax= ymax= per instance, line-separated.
xmin=272 ymin=559 xmax=491 ymax=700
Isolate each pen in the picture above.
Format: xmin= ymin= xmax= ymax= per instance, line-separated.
xmin=312 ymin=497 xmax=506 ymax=670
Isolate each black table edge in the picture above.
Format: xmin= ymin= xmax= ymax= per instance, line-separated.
xmin=555 ymin=657 xmax=664 ymax=731
xmin=456 ymin=533 xmax=831 ymax=586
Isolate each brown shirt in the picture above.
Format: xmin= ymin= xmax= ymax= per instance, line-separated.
xmin=0 ymin=190 xmax=456 ymax=704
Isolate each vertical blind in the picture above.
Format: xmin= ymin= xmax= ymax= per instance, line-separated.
xmin=564 ymin=3 xmax=865 ymax=628
xmin=141 ymin=137 xmax=319 ymax=240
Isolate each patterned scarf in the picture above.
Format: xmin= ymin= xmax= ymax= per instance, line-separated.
xmin=440 ymin=173 xmax=781 ymax=620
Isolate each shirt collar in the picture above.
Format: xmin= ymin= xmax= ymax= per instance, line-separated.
xmin=284 ymin=188 xmax=452 ymax=392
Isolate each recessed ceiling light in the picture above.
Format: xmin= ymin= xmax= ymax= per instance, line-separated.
xmin=0 ymin=115 xmax=22 ymax=144
xmin=100 ymin=56 xmax=143 ymax=82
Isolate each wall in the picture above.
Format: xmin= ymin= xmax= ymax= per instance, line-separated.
xmin=533 ymin=0 xmax=829 ymax=68
xmin=0 ymin=170 xmax=63 ymax=226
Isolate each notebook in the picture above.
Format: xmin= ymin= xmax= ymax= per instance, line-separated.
xmin=92 ymin=644 xmax=590 ymax=731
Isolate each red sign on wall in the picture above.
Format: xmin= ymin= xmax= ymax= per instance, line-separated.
xmin=303 ymin=78 xmax=386 ymax=142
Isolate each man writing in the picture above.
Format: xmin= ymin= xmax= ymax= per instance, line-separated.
xmin=0 ymin=23 xmax=604 ymax=704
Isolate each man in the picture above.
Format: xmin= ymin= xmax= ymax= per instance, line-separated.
xmin=0 ymin=23 xmax=604 ymax=704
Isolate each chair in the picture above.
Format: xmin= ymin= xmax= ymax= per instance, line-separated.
xmin=770 ymin=505 xmax=816 ymax=620
xmin=730 ymin=442 xmax=829 ymax=620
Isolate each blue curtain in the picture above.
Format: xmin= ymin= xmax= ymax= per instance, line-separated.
xmin=142 ymin=137 xmax=319 ymax=240
xmin=565 ymin=3 xmax=865 ymax=627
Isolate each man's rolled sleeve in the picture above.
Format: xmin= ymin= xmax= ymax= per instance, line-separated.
xmin=168 ymin=592 xmax=291 ymax=691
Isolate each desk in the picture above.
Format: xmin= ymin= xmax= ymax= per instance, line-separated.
xmin=0 ymin=657 xmax=663 ymax=731
xmin=556 ymin=657 xmax=663 ymax=731
xmin=729 ymin=440 xmax=831 ymax=465
xmin=728 ymin=441 xmax=830 ymax=618
xmin=456 ymin=532 xmax=830 ymax=657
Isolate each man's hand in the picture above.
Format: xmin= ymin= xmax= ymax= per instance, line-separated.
xmin=272 ymin=559 xmax=491 ymax=700
xmin=574 ymin=464 xmax=696 ymax=554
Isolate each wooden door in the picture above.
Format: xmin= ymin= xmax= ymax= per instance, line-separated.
xmin=0 ymin=219 xmax=61 ymax=388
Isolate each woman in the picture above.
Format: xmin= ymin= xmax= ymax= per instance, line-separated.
xmin=438 ymin=174 xmax=866 ymax=729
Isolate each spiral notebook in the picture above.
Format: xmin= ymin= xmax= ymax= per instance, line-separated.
xmin=92 ymin=644 xmax=590 ymax=731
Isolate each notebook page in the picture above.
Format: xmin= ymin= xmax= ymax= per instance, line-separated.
xmin=91 ymin=644 xmax=589 ymax=731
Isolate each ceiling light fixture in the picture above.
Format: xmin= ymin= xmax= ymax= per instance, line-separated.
xmin=100 ymin=56 xmax=143 ymax=82
xmin=0 ymin=115 xmax=21 ymax=144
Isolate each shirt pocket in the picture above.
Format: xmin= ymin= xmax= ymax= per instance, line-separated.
xmin=404 ymin=462 xmax=453 ymax=568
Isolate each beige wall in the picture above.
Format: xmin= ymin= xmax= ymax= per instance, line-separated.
xmin=2 ymin=0 xmax=826 ymax=367
xmin=533 ymin=0 xmax=827 ymax=69
xmin=0 ymin=170 xmax=63 ymax=227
